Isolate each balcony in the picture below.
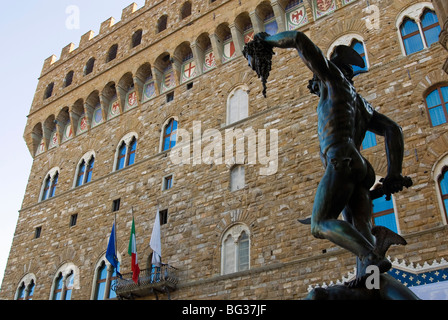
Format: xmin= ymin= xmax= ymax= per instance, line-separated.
xmin=115 ymin=265 xmax=179 ymax=300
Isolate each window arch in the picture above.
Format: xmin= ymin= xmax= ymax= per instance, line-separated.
xmin=396 ymin=4 xmax=440 ymax=56
xmin=227 ymin=85 xmax=249 ymax=125
xmin=74 ymin=152 xmax=95 ymax=187
xmin=420 ymin=9 xmax=440 ymax=47
xmin=15 ymin=274 xmax=36 ymax=300
xmin=84 ymin=57 xmax=95 ymax=75
xmin=50 ymin=263 xmax=78 ymax=300
xmin=161 ymin=118 xmax=178 ymax=152
xmin=44 ymin=82 xmax=54 ymax=100
xmin=64 ymin=71 xmax=74 ymax=88
xmin=157 ymin=15 xmax=168 ymax=33
xmin=106 ymin=44 xmax=118 ymax=63
xmin=221 ymin=224 xmax=250 ymax=275
xmin=425 ymin=84 xmax=448 ymax=127
xmin=327 ymin=34 xmax=369 ymax=74
xmin=180 ymin=1 xmax=192 ymax=20
xmin=91 ymin=256 xmax=120 ymax=300
xmin=114 ymin=133 xmax=138 ymax=171
xmin=131 ymin=29 xmax=142 ymax=48
xmin=40 ymin=168 xmax=59 ymax=201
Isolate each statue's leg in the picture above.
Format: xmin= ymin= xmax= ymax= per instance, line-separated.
xmin=310 ymin=162 xmax=375 ymax=259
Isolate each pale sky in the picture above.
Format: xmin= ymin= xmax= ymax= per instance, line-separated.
xmin=0 ymin=0 xmax=146 ymax=291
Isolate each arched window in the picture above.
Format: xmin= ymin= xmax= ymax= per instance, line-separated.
xmin=180 ymin=1 xmax=192 ymax=20
xmin=16 ymin=283 xmax=26 ymax=300
xmin=221 ymin=224 xmax=250 ymax=275
xmin=400 ymin=18 xmax=424 ymax=55
xmin=76 ymin=160 xmax=85 ymax=187
xmin=328 ymin=35 xmax=369 ymax=74
xmin=162 ymin=119 xmax=178 ymax=151
xmin=53 ymin=273 xmax=64 ymax=300
xmin=227 ymin=86 xmax=249 ymax=125
xmin=425 ymin=85 xmax=448 ymax=127
xmin=128 ymin=137 xmax=137 ymax=166
xmin=397 ymin=5 xmax=440 ymax=56
xmin=41 ymin=169 xmax=59 ymax=201
xmin=107 ymin=44 xmax=118 ymax=63
xmin=84 ymin=57 xmax=95 ymax=75
xmin=52 ymin=271 xmax=74 ymax=300
xmin=157 ymin=15 xmax=168 ymax=33
xmin=15 ymin=275 xmax=36 ymax=300
xmin=350 ymin=39 xmax=368 ymax=74
xmin=75 ymin=154 xmax=95 ymax=187
xmin=421 ymin=9 xmax=441 ymax=48
xmin=131 ymin=29 xmax=142 ymax=48
xmin=439 ymin=168 xmax=448 ymax=221
xmin=115 ymin=134 xmax=138 ymax=171
xmin=44 ymin=82 xmax=54 ymax=100
xmin=64 ymin=71 xmax=74 ymax=88
xmin=93 ymin=260 xmax=118 ymax=300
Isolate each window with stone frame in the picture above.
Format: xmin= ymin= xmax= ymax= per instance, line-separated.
xmin=75 ymin=153 xmax=95 ymax=187
xmin=93 ymin=258 xmax=119 ymax=300
xmin=398 ymin=6 xmax=440 ymax=56
xmin=115 ymin=134 xmax=138 ymax=171
xmin=64 ymin=71 xmax=74 ymax=88
xmin=52 ymin=269 xmax=75 ymax=300
xmin=15 ymin=276 xmax=36 ymax=300
xmin=180 ymin=1 xmax=192 ymax=20
xmin=106 ymin=44 xmax=118 ymax=63
xmin=157 ymin=15 xmax=168 ymax=33
xmin=131 ymin=29 xmax=142 ymax=48
xmin=40 ymin=169 xmax=59 ymax=201
xmin=44 ymin=82 xmax=54 ymax=100
xmin=221 ymin=224 xmax=250 ymax=275
xmin=162 ymin=119 xmax=178 ymax=151
xmin=84 ymin=57 xmax=95 ymax=75
xmin=425 ymin=85 xmax=448 ymax=127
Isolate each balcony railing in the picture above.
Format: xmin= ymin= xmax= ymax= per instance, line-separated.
xmin=114 ymin=264 xmax=178 ymax=299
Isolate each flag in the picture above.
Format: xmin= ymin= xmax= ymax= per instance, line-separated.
xmin=106 ymin=222 xmax=120 ymax=273
xmin=150 ymin=208 xmax=162 ymax=267
xmin=128 ymin=218 xmax=140 ymax=283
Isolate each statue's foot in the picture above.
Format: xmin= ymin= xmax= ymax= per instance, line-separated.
xmin=346 ymin=253 xmax=391 ymax=288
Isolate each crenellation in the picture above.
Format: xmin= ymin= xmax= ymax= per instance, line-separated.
xmin=99 ymin=17 xmax=116 ymax=35
xmin=121 ymin=2 xmax=139 ymax=21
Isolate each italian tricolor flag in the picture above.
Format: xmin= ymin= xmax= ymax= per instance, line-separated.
xmin=128 ymin=218 xmax=140 ymax=283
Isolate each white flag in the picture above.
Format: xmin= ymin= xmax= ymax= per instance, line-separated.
xmin=150 ymin=208 xmax=162 ymax=266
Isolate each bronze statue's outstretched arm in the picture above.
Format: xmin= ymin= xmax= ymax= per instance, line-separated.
xmin=261 ymin=31 xmax=341 ymax=84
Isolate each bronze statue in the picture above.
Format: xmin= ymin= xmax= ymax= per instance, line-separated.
xmin=243 ymin=31 xmax=417 ymax=299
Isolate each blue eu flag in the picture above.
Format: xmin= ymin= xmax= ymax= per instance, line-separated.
xmin=106 ymin=223 xmax=121 ymax=277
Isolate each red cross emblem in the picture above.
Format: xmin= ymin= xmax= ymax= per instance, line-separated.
xmin=244 ymin=31 xmax=254 ymax=43
xmin=183 ymin=61 xmax=196 ymax=78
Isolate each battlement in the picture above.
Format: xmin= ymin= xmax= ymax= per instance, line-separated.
xmin=40 ymin=1 xmax=155 ymax=76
